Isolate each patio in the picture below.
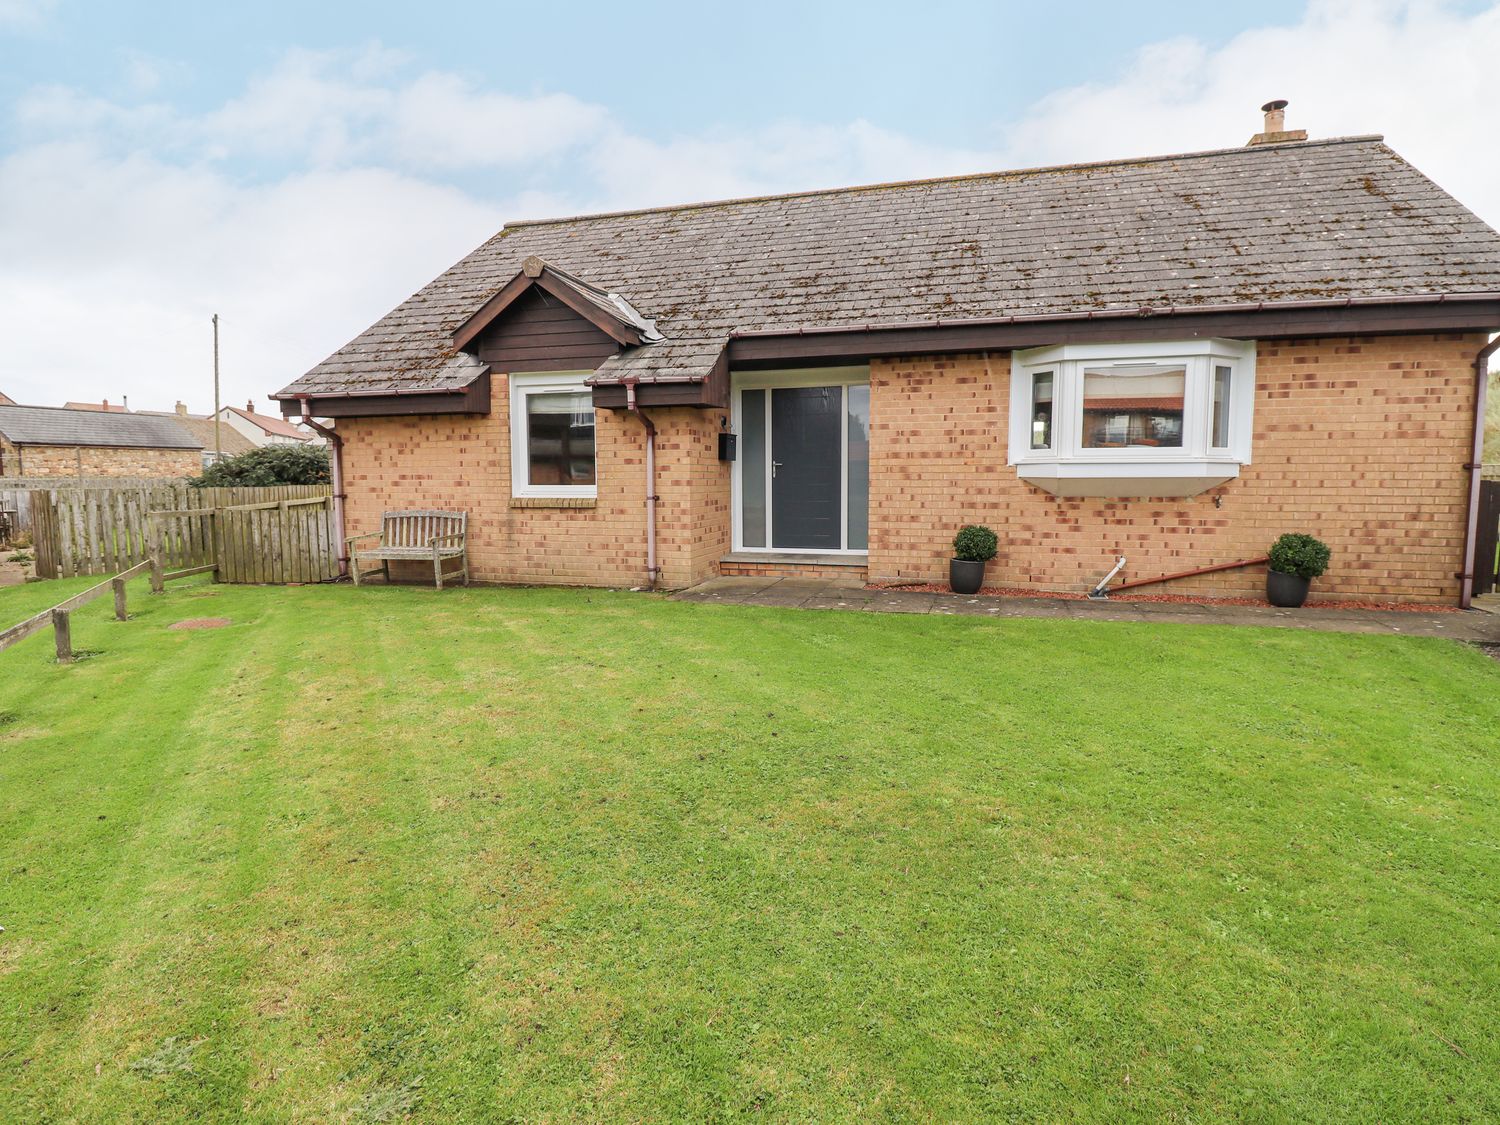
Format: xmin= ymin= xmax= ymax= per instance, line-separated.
xmin=675 ymin=576 xmax=1500 ymax=642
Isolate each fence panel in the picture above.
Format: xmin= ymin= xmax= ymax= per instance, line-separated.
xmin=29 ymin=484 xmax=332 ymax=581
xmin=1477 ymin=480 xmax=1500 ymax=598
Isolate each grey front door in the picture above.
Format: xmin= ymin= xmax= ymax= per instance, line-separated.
xmin=771 ymin=386 xmax=842 ymax=550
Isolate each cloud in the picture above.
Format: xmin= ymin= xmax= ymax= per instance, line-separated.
xmin=994 ymin=0 xmax=1500 ymax=226
xmin=1 ymin=2 xmax=1497 ymax=415
xmin=0 ymin=0 xmax=56 ymax=29
xmin=0 ymin=142 xmax=509 ymax=414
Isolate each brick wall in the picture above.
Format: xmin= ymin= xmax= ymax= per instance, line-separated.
xmin=868 ymin=334 xmax=1483 ymax=604
xmin=338 ymin=373 xmax=728 ymax=587
xmin=0 ymin=440 xmax=200 ymax=479
xmin=336 ymin=333 xmax=1480 ymax=602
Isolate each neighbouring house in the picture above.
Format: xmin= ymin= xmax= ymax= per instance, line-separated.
xmin=63 ymin=399 xmax=129 ymax=413
xmin=274 ymin=104 xmax=1500 ymax=605
xmin=0 ymin=404 xmax=203 ymax=479
xmin=217 ymin=401 xmax=321 ymax=447
xmin=136 ymin=402 xmax=258 ymax=468
xmin=0 ymin=391 xmax=14 ymax=407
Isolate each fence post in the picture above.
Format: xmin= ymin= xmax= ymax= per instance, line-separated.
xmin=112 ymin=576 xmax=128 ymax=621
xmin=52 ymin=609 xmax=72 ymax=663
xmin=149 ymin=519 xmax=164 ymax=594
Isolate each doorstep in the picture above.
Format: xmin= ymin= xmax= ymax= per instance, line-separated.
xmin=719 ymin=551 xmax=868 ymax=582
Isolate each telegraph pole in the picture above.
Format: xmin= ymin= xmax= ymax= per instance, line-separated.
xmin=212 ymin=313 xmax=222 ymax=460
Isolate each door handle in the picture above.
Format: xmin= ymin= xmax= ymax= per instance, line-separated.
xmin=772 ymin=461 xmax=784 ymax=478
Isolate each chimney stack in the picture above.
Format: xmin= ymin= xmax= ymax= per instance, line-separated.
xmin=1248 ymin=99 xmax=1308 ymax=146
xmin=175 ymin=401 xmax=188 ymax=416
xmin=246 ymin=399 xmax=255 ymax=413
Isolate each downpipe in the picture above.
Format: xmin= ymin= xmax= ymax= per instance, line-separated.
xmin=624 ymin=380 xmax=661 ymax=590
xmin=1459 ymin=334 xmax=1500 ymax=609
xmin=1088 ymin=556 xmax=1127 ymax=599
xmin=298 ymin=396 xmax=348 ymax=578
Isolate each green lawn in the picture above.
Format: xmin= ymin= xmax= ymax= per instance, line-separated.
xmin=1 ymin=577 xmax=1498 ymax=1122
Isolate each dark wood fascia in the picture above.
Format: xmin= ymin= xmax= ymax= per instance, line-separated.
xmin=727 ymin=301 xmax=1500 ymax=366
xmin=591 ymin=379 xmax=726 ymax=410
xmin=452 ymin=270 xmax=644 ymax=352
xmin=278 ymin=374 xmax=491 ymax=418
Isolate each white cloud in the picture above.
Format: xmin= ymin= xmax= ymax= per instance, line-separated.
xmin=1 ymin=1 xmax=1497 ymax=415
xmin=995 ymin=0 xmax=1500 ymax=227
xmin=0 ymin=0 xmax=56 ymax=29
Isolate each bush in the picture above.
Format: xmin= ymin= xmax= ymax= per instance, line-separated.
xmin=1268 ymin=533 xmax=1331 ymax=580
xmin=953 ymin=524 xmax=999 ymax=562
xmin=192 ymin=444 xmax=330 ymax=488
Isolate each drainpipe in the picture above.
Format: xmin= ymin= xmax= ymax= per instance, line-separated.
xmin=297 ymin=396 xmax=348 ymax=578
xmin=623 ymin=379 xmax=660 ymax=589
xmin=1459 ymin=334 xmax=1500 ymax=609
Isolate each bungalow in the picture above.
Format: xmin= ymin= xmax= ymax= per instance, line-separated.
xmin=0 ymin=404 xmax=203 ymax=479
xmin=216 ymin=401 xmax=321 ymax=447
xmin=274 ymin=104 xmax=1500 ymax=605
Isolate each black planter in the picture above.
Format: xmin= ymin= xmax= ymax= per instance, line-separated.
xmin=950 ymin=558 xmax=987 ymax=595
xmin=1266 ymin=570 xmax=1311 ymax=608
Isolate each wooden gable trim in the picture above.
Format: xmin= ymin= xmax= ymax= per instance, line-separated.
xmin=452 ymin=265 xmax=647 ymax=352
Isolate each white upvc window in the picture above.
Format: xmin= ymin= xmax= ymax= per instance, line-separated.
xmin=509 ymin=372 xmax=598 ymax=499
xmin=1007 ymin=339 xmax=1255 ymax=498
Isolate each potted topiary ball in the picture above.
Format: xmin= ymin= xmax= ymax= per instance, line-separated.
xmin=1266 ymin=533 xmax=1331 ymax=608
xmin=950 ymin=524 xmax=999 ymax=595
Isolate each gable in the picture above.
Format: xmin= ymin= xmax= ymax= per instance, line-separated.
xmin=472 ymin=286 xmax=620 ymax=373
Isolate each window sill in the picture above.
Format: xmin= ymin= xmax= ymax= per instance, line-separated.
xmin=509 ymin=497 xmax=597 ymax=509
xmin=1016 ymin=459 xmax=1240 ymax=498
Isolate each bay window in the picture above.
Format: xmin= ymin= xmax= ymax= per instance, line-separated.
xmin=1008 ymin=339 xmax=1255 ymax=498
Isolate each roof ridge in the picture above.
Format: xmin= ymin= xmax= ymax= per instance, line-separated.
xmin=0 ymin=402 xmax=137 ymax=415
xmin=502 ymin=135 xmax=1387 ymax=230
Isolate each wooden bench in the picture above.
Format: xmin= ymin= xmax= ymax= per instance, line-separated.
xmin=347 ymin=510 xmax=469 ymax=589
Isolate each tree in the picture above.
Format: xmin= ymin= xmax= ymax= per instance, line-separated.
xmin=192 ymin=443 xmax=330 ymax=488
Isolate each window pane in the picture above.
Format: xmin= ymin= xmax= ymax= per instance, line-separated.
xmin=1212 ymin=364 xmax=1232 ymax=448
xmin=1081 ymin=365 xmax=1185 ymax=449
xmin=846 ymin=384 xmax=870 ymax=550
xmin=740 ymin=389 xmax=766 ymax=547
xmin=1030 ymin=371 xmax=1054 ymax=450
xmin=526 ymin=391 xmax=595 ymax=485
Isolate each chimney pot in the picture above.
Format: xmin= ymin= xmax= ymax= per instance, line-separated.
xmin=175 ymin=401 xmax=187 ymax=416
xmin=1248 ymin=99 xmax=1306 ymax=146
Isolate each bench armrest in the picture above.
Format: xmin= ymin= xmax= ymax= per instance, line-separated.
xmin=346 ymin=531 xmax=381 ymax=549
xmin=426 ymin=533 xmax=467 ymax=546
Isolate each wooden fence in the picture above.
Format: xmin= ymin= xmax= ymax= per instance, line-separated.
xmin=1 ymin=476 xmax=184 ymax=537
xmin=31 ymin=484 xmax=335 ymax=582
xmin=1477 ymin=479 xmax=1500 ymax=598
xmin=152 ymin=495 xmax=339 ymax=585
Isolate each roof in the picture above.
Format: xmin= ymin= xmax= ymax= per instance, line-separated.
xmin=223 ymin=405 xmax=314 ymax=440
xmin=277 ymin=135 xmax=1500 ymax=399
xmin=0 ymin=404 xmax=203 ymax=449
xmin=136 ymin=411 xmax=258 ymax=456
xmin=63 ymin=401 xmax=128 ymax=412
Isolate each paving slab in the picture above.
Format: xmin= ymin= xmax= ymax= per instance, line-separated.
xmin=672 ymin=578 xmax=1500 ymax=641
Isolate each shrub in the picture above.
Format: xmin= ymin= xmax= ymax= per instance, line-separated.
xmin=192 ymin=444 xmax=330 ymax=488
xmin=1268 ymin=533 xmax=1331 ymax=580
xmin=953 ymin=524 xmax=999 ymax=563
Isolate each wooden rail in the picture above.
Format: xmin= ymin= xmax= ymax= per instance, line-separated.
xmin=0 ymin=556 xmax=195 ymax=663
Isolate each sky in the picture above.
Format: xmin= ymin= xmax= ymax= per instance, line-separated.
xmin=1 ymin=0 xmax=1498 ymax=415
